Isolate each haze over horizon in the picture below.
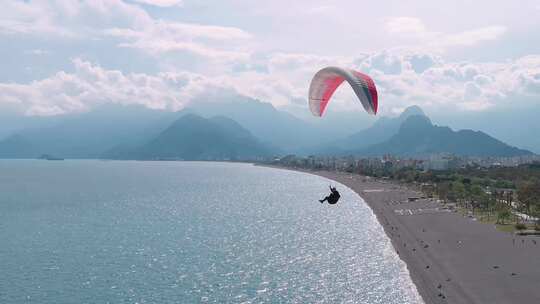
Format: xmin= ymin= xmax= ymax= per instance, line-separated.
xmin=1 ymin=0 xmax=539 ymax=151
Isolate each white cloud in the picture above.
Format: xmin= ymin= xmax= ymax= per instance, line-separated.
xmin=132 ymin=0 xmax=183 ymax=7
xmin=384 ymin=17 xmax=506 ymax=52
xmin=384 ymin=17 xmax=428 ymax=37
xmin=350 ymin=51 xmax=540 ymax=114
xmin=0 ymin=0 xmax=538 ymax=120
xmin=0 ymin=59 xmax=238 ymax=116
xmin=116 ymin=39 xmax=250 ymax=61
xmin=105 ymin=20 xmax=252 ymax=61
xmin=24 ymin=49 xmax=50 ymax=56
xmin=464 ymin=81 xmax=482 ymax=98
xmin=0 ymin=0 xmax=253 ymax=72
xmin=305 ymin=5 xmax=340 ymax=16
xmin=127 ymin=21 xmax=251 ymax=41
xmin=457 ymin=100 xmax=493 ymax=111
xmin=511 ymin=56 xmax=540 ymax=95
xmin=0 ymin=0 xmax=153 ymax=37
xmin=2 ymin=50 xmax=540 ymax=117
xmin=434 ymin=26 xmax=507 ymax=49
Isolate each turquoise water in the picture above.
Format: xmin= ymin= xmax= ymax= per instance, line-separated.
xmin=0 ymin=160 xmax=422 ymax=303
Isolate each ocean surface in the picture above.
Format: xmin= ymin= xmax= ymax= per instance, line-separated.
xmin=0 ymin=160 xmax=423 ymax=303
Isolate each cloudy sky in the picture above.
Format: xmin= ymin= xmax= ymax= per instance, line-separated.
xmin=1 ymin=0 xmax=540 ymax=118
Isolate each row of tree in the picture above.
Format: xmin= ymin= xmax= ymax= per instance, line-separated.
xmin=355 ymin=163 xmax=539 ymax=228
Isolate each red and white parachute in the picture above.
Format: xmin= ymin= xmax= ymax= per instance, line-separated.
xmin=308 ymin=67 xmax=378 ymax=116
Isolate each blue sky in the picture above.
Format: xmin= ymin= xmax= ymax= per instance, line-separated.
xmin=1 ymin=0 xmax=540 ymax=118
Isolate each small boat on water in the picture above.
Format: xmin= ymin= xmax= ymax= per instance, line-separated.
xmin=38 ymin=154 xmax=64 ymax=161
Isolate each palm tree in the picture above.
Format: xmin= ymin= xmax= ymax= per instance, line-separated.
xmin=517 ymin=181 xmax=540 ymax=215
xmin=497 ymin=208 xmax=511 ymax=225
xmin=437 ymin=182 xmax=450 ymax=203
xmin=453 ymin=181 xmax=466 ymax=208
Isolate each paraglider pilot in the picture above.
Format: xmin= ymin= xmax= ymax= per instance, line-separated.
xmin=319 ymin=185 xmax=340 ymax=204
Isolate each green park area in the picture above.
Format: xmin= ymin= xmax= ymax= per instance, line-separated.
xmin=387 ymin=163 xmax=540 ymax=233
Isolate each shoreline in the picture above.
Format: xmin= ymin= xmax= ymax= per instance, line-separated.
xmin=262 ymin=165 xmax=540 ymax=304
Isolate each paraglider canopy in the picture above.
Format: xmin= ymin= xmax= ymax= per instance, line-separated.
xmin=308 ymin=66 xmax=378 ymax=116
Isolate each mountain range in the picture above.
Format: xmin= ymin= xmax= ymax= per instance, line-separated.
xmin=105 ymin=114 xmax=271 ymax=160
xmin=0 ymin=104 xmax=178 ymax=159
xmin=0 ymin=99 xmax=533 ymax=160
xmin=314 ymin=105 xmax=426 ymax=154
xmin=185 ymin=96 xmax=373 ymax=151
xmin=359 ymin=115 xmax=531 ymax=157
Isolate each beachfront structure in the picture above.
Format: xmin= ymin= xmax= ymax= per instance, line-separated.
xmin=422 ymin=154 xmax=461 ymax=171
xmin=267 ymin=153 xmax=539 ymax=174
xmin=465 ymin=155 xmax=540 ymax=168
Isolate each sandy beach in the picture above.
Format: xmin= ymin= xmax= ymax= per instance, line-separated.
xmin=286 ymin=168 xmax=540 ymax=304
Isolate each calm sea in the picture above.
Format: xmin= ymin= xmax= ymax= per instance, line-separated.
xmin=0 ymin=160 xmax=423 ymax=303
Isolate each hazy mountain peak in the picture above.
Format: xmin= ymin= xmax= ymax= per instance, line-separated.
xmin=400 ymin=114 xmax=432 ymax=131
xmin=399 ymin=105 xmax=426 ymax=119
xmin=329 ymin=106 xmax=429 ymax=153
xmin=174 ymin=112 xmax=205 ymax=122
xmin=360 ymin=113 xmax=532 ymax=157
xmin=106 ymin=113 xmax=273 ymax=160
